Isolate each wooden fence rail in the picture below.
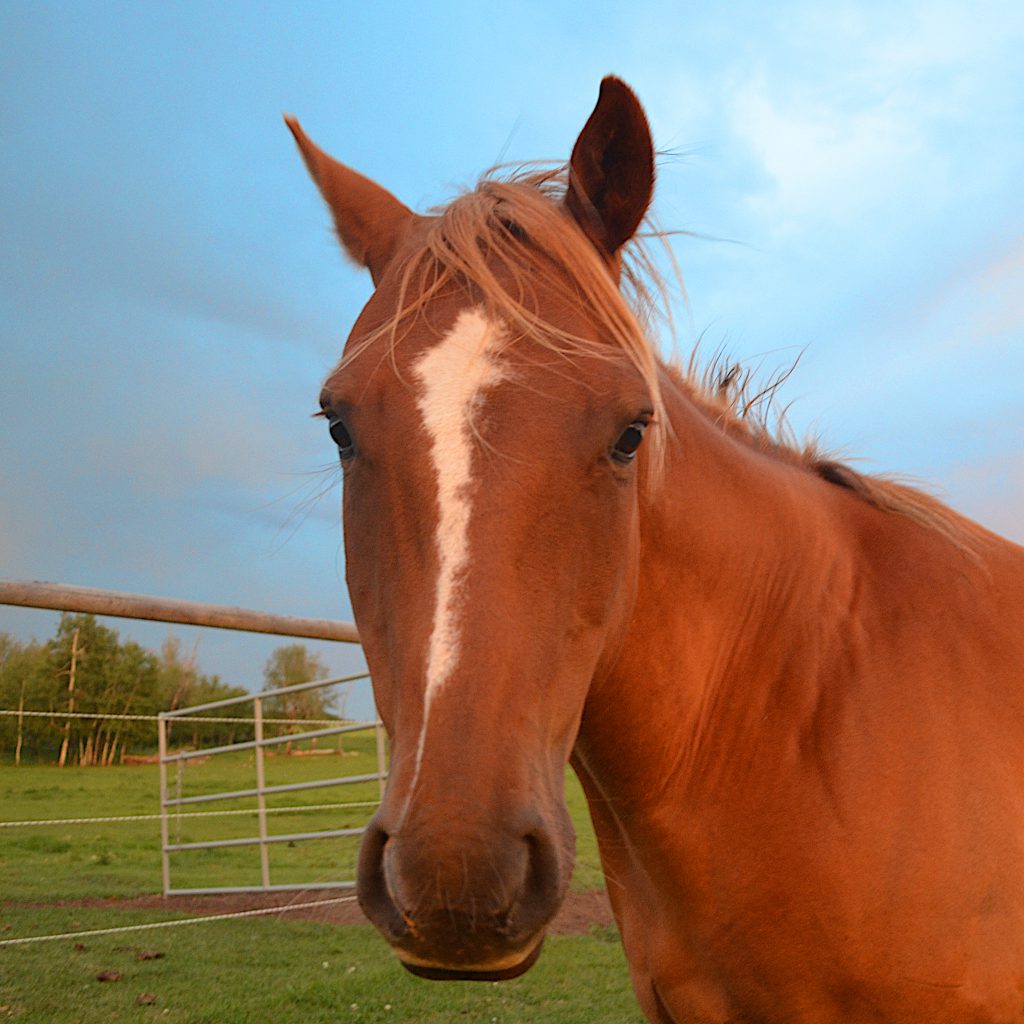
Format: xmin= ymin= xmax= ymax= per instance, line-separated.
xmin=0 ymin=580 xmax=359 ymax=643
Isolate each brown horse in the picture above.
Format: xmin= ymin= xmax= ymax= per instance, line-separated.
xmin=288 ymin=79 xmax=1024 ymax=1022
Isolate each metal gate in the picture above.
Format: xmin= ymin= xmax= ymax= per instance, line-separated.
xmin=0 ymin=579 xmax=385 ymax=897
xmin=158 ymin=673 xmax=387 ymax=895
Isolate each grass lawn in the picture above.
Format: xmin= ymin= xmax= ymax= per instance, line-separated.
xmin=0 ymin=908 xmax=642 ymax=1023
xmin=0 ymin=739 xmax=605 ymax=900
xmin=0 ymin=750 xmax=624 ymax=1022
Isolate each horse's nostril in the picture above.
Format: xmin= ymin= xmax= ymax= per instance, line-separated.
xmin=523 ymin=828 xmax=562 ymax=906
xmin=358 ymin=803 xmax=572 ymax=977
xmin=380 ymin=830 xmax=396 ymax=887
xmin=356 ymin=818 xmax=409 ymax=943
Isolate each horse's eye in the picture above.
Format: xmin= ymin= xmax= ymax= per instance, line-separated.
xmin=611 ymin=421 xmax=647 ymax=464
xmin=328 ymin=417 xmax=355 ymax=460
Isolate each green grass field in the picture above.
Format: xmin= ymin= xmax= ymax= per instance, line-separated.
xmin=0 ymin=747 xmax=624 ymax=1022
xmin=0 ymin=909 xmax=641 ymax=1023
xmin=0 ymin=735 xmax=605 ymax=899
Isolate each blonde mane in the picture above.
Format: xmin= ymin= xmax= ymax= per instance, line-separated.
xmin=343 ymin=162 xmax=977 ymax=548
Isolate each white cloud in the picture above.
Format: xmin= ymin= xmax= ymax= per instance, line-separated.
xmin=723 ymin=0 xmax=1024 ymax=235
xmin=730 ymin=78 xmax=927 ymax=230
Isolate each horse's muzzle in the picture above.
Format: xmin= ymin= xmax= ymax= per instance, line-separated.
xmin=356 ymin=810 xmax=568 ymax=980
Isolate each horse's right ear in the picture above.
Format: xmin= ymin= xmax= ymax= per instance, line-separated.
xmin=565 ymin=77 xmax=654 ymax=267
xmin=285 ymin=116 xmax=414 ymax=287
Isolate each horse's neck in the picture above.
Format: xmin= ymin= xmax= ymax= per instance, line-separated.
xmin=576 ymin=381 xmax=854 ymax=815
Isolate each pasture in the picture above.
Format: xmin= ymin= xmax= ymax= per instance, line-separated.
xmin=0 ymin=732 xmax=603 ymax=899
xmin=0 ymin=745 xmax=622 ymax=1021
xmin=0 ymin=910 xmax=638 ymax=1023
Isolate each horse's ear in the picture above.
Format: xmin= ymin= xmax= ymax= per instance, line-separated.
xmin=565 ymin=77 xmax=654 ymax=265
xmin=285 ymin=116 xmax=415 ymax=287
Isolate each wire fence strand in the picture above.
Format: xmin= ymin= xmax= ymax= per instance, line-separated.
xmin=0 ymin=895 xmax=359 ymax=947
xmin=0 ymin=801 xmax=381 ymax=828
xmin=0 ymin=708 xmax=375 ymax=727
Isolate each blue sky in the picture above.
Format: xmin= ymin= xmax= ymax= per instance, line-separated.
xmin=2 ymin=1 xmax=1022 ymax=716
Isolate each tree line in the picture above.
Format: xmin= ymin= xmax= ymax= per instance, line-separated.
xmin=0 ymin=614 xmax=339 ymax=765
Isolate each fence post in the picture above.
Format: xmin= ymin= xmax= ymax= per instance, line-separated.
xmin=157 ymin=715 xmax=170 ymax=896
xmin=253 ymin=697 xmax=271 ymax=890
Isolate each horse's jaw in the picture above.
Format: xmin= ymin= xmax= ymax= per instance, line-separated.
xmin=397 ymin=936 xmax=546 ymax=982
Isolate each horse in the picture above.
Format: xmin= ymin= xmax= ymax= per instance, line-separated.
xmin=287 ymin=78 xmax=1024 ymax=1023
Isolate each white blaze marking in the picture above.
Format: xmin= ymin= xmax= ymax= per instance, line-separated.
xmin=411 ymin=308 xmax=507 ymax=781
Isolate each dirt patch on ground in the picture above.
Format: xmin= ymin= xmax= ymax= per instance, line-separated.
xmin=11 ymin=888 xmax=616 ymax=936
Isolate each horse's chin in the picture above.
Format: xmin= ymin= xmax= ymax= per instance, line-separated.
xmin=397 ymin=936 xmax=545 ymax=982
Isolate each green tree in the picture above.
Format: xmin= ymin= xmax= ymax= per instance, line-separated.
xmin=157 ymin=635 xmax=198 ymax=712
xmin=262 ymin=644 xmax=334 ymax=753
xmin=183 ymin=673 xmax=252 ymax=749
xmin=45 ymin=614 xmax=161 ymax=765
xmin=0 ymin=634 xmax=51 ymax=763
xmin=154 ymin=634 xmax=254 ymax=750
xmin=1 ymin=620 xmax=259 ymax=763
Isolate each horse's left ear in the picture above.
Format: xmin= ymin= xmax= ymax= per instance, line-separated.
xmin=565 ymin=77 xmax=655 ymax=265
xmin=285 ymin=116 xmax=415 ymax=287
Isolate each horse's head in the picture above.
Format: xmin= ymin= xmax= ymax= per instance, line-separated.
xmin=289 ymin=78 xmax=659 ymax=980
